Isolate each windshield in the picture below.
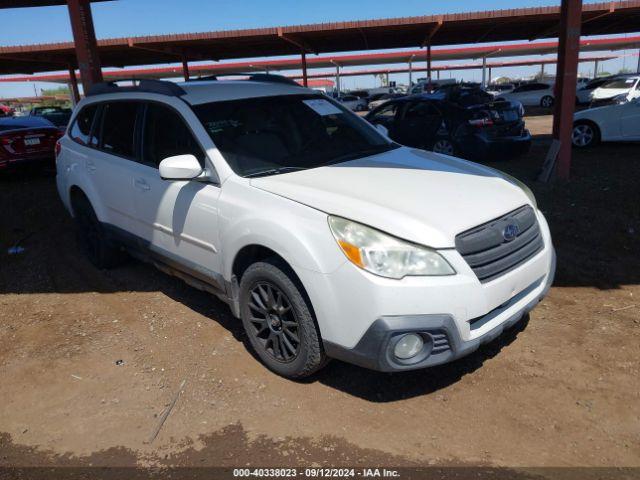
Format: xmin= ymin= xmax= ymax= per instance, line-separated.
xmin=601 ymin=78 xmax=638 ymax=89
xmin=193 ymin=94 xmax=397 ymax=177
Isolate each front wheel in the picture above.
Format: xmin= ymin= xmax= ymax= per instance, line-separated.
xmin=540 ymin=95 xmax=554 ymax=108
xmin=239 ymin=260 xmax=327 ymax=379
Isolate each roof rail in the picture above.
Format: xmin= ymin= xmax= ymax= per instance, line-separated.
xmin=191 ymin=73 xmax=301 ymax=87
xmin=86 ymin=79 xmax=187 ymax=97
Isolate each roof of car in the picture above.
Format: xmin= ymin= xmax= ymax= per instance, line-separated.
xmin=178 ymin=80 xmax=311 ymax=105
xmin=83 ymin=78 xmax=314 ymax=107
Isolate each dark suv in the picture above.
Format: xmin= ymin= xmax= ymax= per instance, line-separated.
xmin=365 ymin=87 xmax=531 ymax=161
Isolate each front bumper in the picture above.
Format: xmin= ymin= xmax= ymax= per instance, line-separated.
xmin=324 ymin=248 xmax=555 ymax=372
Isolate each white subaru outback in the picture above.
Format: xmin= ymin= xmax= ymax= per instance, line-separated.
xmin=56 ymin=76 xmax=555 ymax=379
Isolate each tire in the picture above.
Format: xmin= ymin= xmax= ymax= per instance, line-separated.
xmin=239 ymin=259 xmax=327 ymax=379
xmin=572 ymin=121 xmax=600 ymax=148
xmin=540 ymin=95 xmax=554 ymax=108
xmin=72 ymin=194 xmax=124 ymax=269
xmin=431 ymin=137 xmax=456 ymax=156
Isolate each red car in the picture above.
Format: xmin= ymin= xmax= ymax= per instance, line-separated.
xmin=0 ymin=104 xmax=15 ymax=116
xmin=0 ymin=116 xmax=63 ymax=171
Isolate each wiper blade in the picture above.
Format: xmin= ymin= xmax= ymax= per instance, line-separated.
xmin=244 ymin=166 xmax=308 ymax=178
xmin=324 ymin=144 xmax=397 ymax=166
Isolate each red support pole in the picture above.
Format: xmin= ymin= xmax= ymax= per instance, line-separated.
xmin=67 ymin=0 xmax=103 ymax=93
xmin=426 ymin=43 xmax=432 ymax=91
xmin=553 ymin=0 xmax=582 ymax=180
xmin=301 ymin=51 xmax=308 ymax=87
xmin=68 ymin=65 xmax=80 ymax=104
xmin=182 ymin=56 xmax=190 ymax=81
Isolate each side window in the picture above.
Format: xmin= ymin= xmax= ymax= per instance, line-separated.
xmin=142 ymin=103 xmax=205 ymax=168
xmin=373 ymin=103 xmax=398 ymax=119
xmin=405 ymin=102 xmax=439 ymax=119
xmin=98 ymin=102 xmax=140 ymax=158
xmin=69 ymin=104 xmax=98 ymax=146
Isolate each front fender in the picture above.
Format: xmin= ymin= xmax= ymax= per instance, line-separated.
xmin=218 ymin=180 xmax=346 ymax=282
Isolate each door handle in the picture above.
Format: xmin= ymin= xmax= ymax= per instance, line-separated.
xmin=86 ymin=160 xmax=96 ymax=173
xmin=134 ymin=178 xmax=150 ymax=191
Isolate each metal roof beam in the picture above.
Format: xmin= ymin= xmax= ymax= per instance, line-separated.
xmin=277 ymin=28 xmax=317 ymax=54
xmin=421 ymin=18 xmax=443 ymax=48
xmin=126 ymin=40 xmax=211 ymax=62
xmin=528 ymin=4 xmax=615 ymax=42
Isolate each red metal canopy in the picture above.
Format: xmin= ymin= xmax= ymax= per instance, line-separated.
xmin=1 ymin=1 xmax=639 ymax=75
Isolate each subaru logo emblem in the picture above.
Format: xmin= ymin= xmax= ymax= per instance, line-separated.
xmin=503 ymin=224 xmax=519 ymax=242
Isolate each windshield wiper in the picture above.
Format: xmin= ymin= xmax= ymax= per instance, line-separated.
xmin=243 ymin=166 xmax=308 ymax=178
xmin=324 ymin=144 xmax=398 ymax=166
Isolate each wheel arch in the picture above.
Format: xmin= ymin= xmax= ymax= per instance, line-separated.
xmin=65 ymin=179 xmax=108 ymax=222
xmin=572 ymin=118 xmax=602 ymax=145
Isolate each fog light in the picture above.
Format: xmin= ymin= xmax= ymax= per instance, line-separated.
xmin=394 ymin=334 xmax=424 ymax=360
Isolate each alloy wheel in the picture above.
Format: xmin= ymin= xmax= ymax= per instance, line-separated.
xmin=433 ymin=139 xmax=454 ymax=155
xmin=572 ymin=124 xmax=594 ymax=147
xmin=246 ymin=282 xmax=300 ymax=363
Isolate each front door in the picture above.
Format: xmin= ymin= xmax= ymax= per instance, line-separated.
xmin=620 ymin=98 xmax=640 ymax=140
xmin=131 ymin=102 xmax=223 ymax=287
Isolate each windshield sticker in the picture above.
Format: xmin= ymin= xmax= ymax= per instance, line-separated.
xmin=303 ymin=99 xmax=343 ymax=116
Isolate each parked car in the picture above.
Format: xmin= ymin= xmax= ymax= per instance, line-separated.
xmin=576 ymin=76 xmax=614 ymax=105
xmin=338 ymin=94 xmax=368 ymax=111
xmin=497 ymin=82 xmax=555 ymax=108
xmin=572 ymin=94 xmax=640 ymax=148
xmin=486 ymin=83 xmax=515 ymax=97
xmin=365 ymin=87 xmax=531 ymax=161
xmin=590 ymin=75 xmax=640 ymax=106
xmin=0 ymin=104 xmax=15 ymax=116
xmin=367 ymin=93 xmax=405 ymax=110
xmin=409 ymin=79 xmax=457 ymax=95
xmin=0 ymin=116 xmax=62 ymax=171
xmin=29 ymin=106 xmax=72 ymax=132
xmin=56 ymin=76 xmax=555 ymax=378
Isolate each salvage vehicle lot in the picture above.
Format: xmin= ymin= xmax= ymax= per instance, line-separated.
xmin=0 ymin=114 xmax=639 ymax=468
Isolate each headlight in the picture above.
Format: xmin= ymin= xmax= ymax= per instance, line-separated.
xmin=328 ymin=216 xmax=455 ymax=279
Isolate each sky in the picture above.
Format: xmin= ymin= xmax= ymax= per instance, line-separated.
xmin=1 ymin=0 xmax=638 ymax=97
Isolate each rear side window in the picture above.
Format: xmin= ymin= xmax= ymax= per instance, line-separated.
xmin=69 ymin=104 xmax=98 ymax=146
xmin=142 ymin=103 xmax=205 ymax=168
xmin=98 ymin=102 xmax=140 ymax=158
xmin=405 ymin=102 xmax=439 ymax=118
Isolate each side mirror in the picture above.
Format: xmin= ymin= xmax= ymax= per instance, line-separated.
xmin=159 ymin=154 xmax=202 ymax=180
xmin=376 ymin=124 xmax=389 ymax=137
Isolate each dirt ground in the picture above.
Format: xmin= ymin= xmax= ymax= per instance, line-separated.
xmin=1 ymin=114 xmax=639 ymax=472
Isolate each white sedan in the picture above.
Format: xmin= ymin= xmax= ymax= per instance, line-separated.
xmin=590 ymin=76 xmax=640 ymax=103
xmin=497 ymin=82 xmax=555 ymax=108
xmin=572 ymin=94 xmax=640 ymax=147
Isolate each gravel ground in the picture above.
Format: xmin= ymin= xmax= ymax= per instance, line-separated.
xmin=0 ymin=114 xmax=639 ymax=470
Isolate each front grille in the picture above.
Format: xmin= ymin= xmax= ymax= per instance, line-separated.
xmin=455 ymin=205 xmax=544 ymax=283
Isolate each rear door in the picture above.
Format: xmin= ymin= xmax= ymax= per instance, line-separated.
xmin=130 ymin=101 xmax=223 ymax=284
xmin=89 ymin=101 xmax=142 ymax=233
xmin=393 ymin=100 xmax=442 ymax=148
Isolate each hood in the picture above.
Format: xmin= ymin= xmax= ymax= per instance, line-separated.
xmin=591 ymin=87 xmax=629 ymax=100
xmin=250 ymin=147 xmax=533 ymax=248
